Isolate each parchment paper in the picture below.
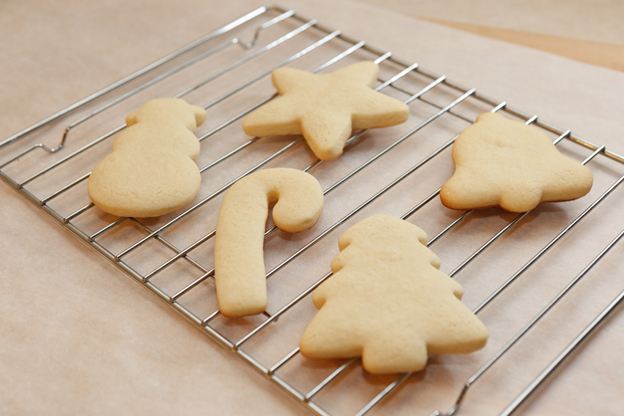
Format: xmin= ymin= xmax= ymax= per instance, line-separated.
xmin=1 ymin=1 xmax=624 ymax=415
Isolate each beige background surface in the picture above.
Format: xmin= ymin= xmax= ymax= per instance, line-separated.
xmin=357 ymin=0 xmax=624 ymax=45
xmin=356 ymin=0 xmax=624 ymax=72
xmin=1 ymin=1 xmax=624 ymax=415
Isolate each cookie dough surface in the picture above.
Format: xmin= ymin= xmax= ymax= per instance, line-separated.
xmin=242 ymin=61 xmax=409 ymax=161
xmin=88 ymin=98 xmax=207 ymax=218
xmin=440 ymin=112 xmax=593 ymax=212
xmin=300 ymin=214 xmax=488 ymax=374
xmin=215 ymin=168 xmax=324 ymax=318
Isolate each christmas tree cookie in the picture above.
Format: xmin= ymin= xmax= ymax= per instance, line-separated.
xmin=300 ymin=214 xmax=488 ymax=374
xmin=440 ymin=112 xmax=593 ymax=213
xmin=242 ymin=61 xmax=409 ymax=161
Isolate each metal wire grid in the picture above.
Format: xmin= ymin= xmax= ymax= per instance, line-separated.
xmin=2 ymin=5 xmax=624 ymax=415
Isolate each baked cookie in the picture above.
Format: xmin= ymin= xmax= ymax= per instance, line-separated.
xmin=88 ymin=98 xmax=207 ymax=218
xmin=300 ymin=214 xmax=488 ymax=374
xmin=242 ymin=61 xmax=409 ymax=161
xmin=215 ymin=168 xmax=324 ymax=318
xmin=440 ymin=112 xmax=593 ymax=212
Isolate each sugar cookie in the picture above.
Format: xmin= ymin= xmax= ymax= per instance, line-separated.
xmin=88 ymin=98 xmax=207 ymax=218
xmin=300 ymin=214 xmax=488 ymax=374
xmin=215 ymin=168 xmax=324 ymax=318
xmin=242 ymin=61 xmax=409 ymax=161
xmin=440 ymin=112 xmax=593 ymax=213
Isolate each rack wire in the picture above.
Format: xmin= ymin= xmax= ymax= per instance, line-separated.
xmin=2 ymin=5 xmax=624 ymax=415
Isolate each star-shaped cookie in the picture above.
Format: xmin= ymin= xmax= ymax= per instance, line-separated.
xmin=440 ymin=112 xmax=594 ymax=212
xmin=242 ymin=61 xmax=410 ymax=161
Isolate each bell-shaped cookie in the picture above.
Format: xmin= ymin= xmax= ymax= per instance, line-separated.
xmin=440 ymin=112 xmax=593 ymax=212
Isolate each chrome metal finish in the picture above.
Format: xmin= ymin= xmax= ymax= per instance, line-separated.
xmin=0 ymin=6 xmax=270 ymax=151
xmin=500 ymin=228 xmax=624 ymax=415
xmin=2 ymin=6 xmax=623 ymax=416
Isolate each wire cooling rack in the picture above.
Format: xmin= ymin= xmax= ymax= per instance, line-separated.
xmin=2 ymin=5 xmax=624 ymax=415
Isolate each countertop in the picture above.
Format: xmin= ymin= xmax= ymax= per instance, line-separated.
xmin=1 ymin=1 xmax=624 ymax=415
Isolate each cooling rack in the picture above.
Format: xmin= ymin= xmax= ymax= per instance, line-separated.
xmin=2 ymin=5 xmax=624 ymax=415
